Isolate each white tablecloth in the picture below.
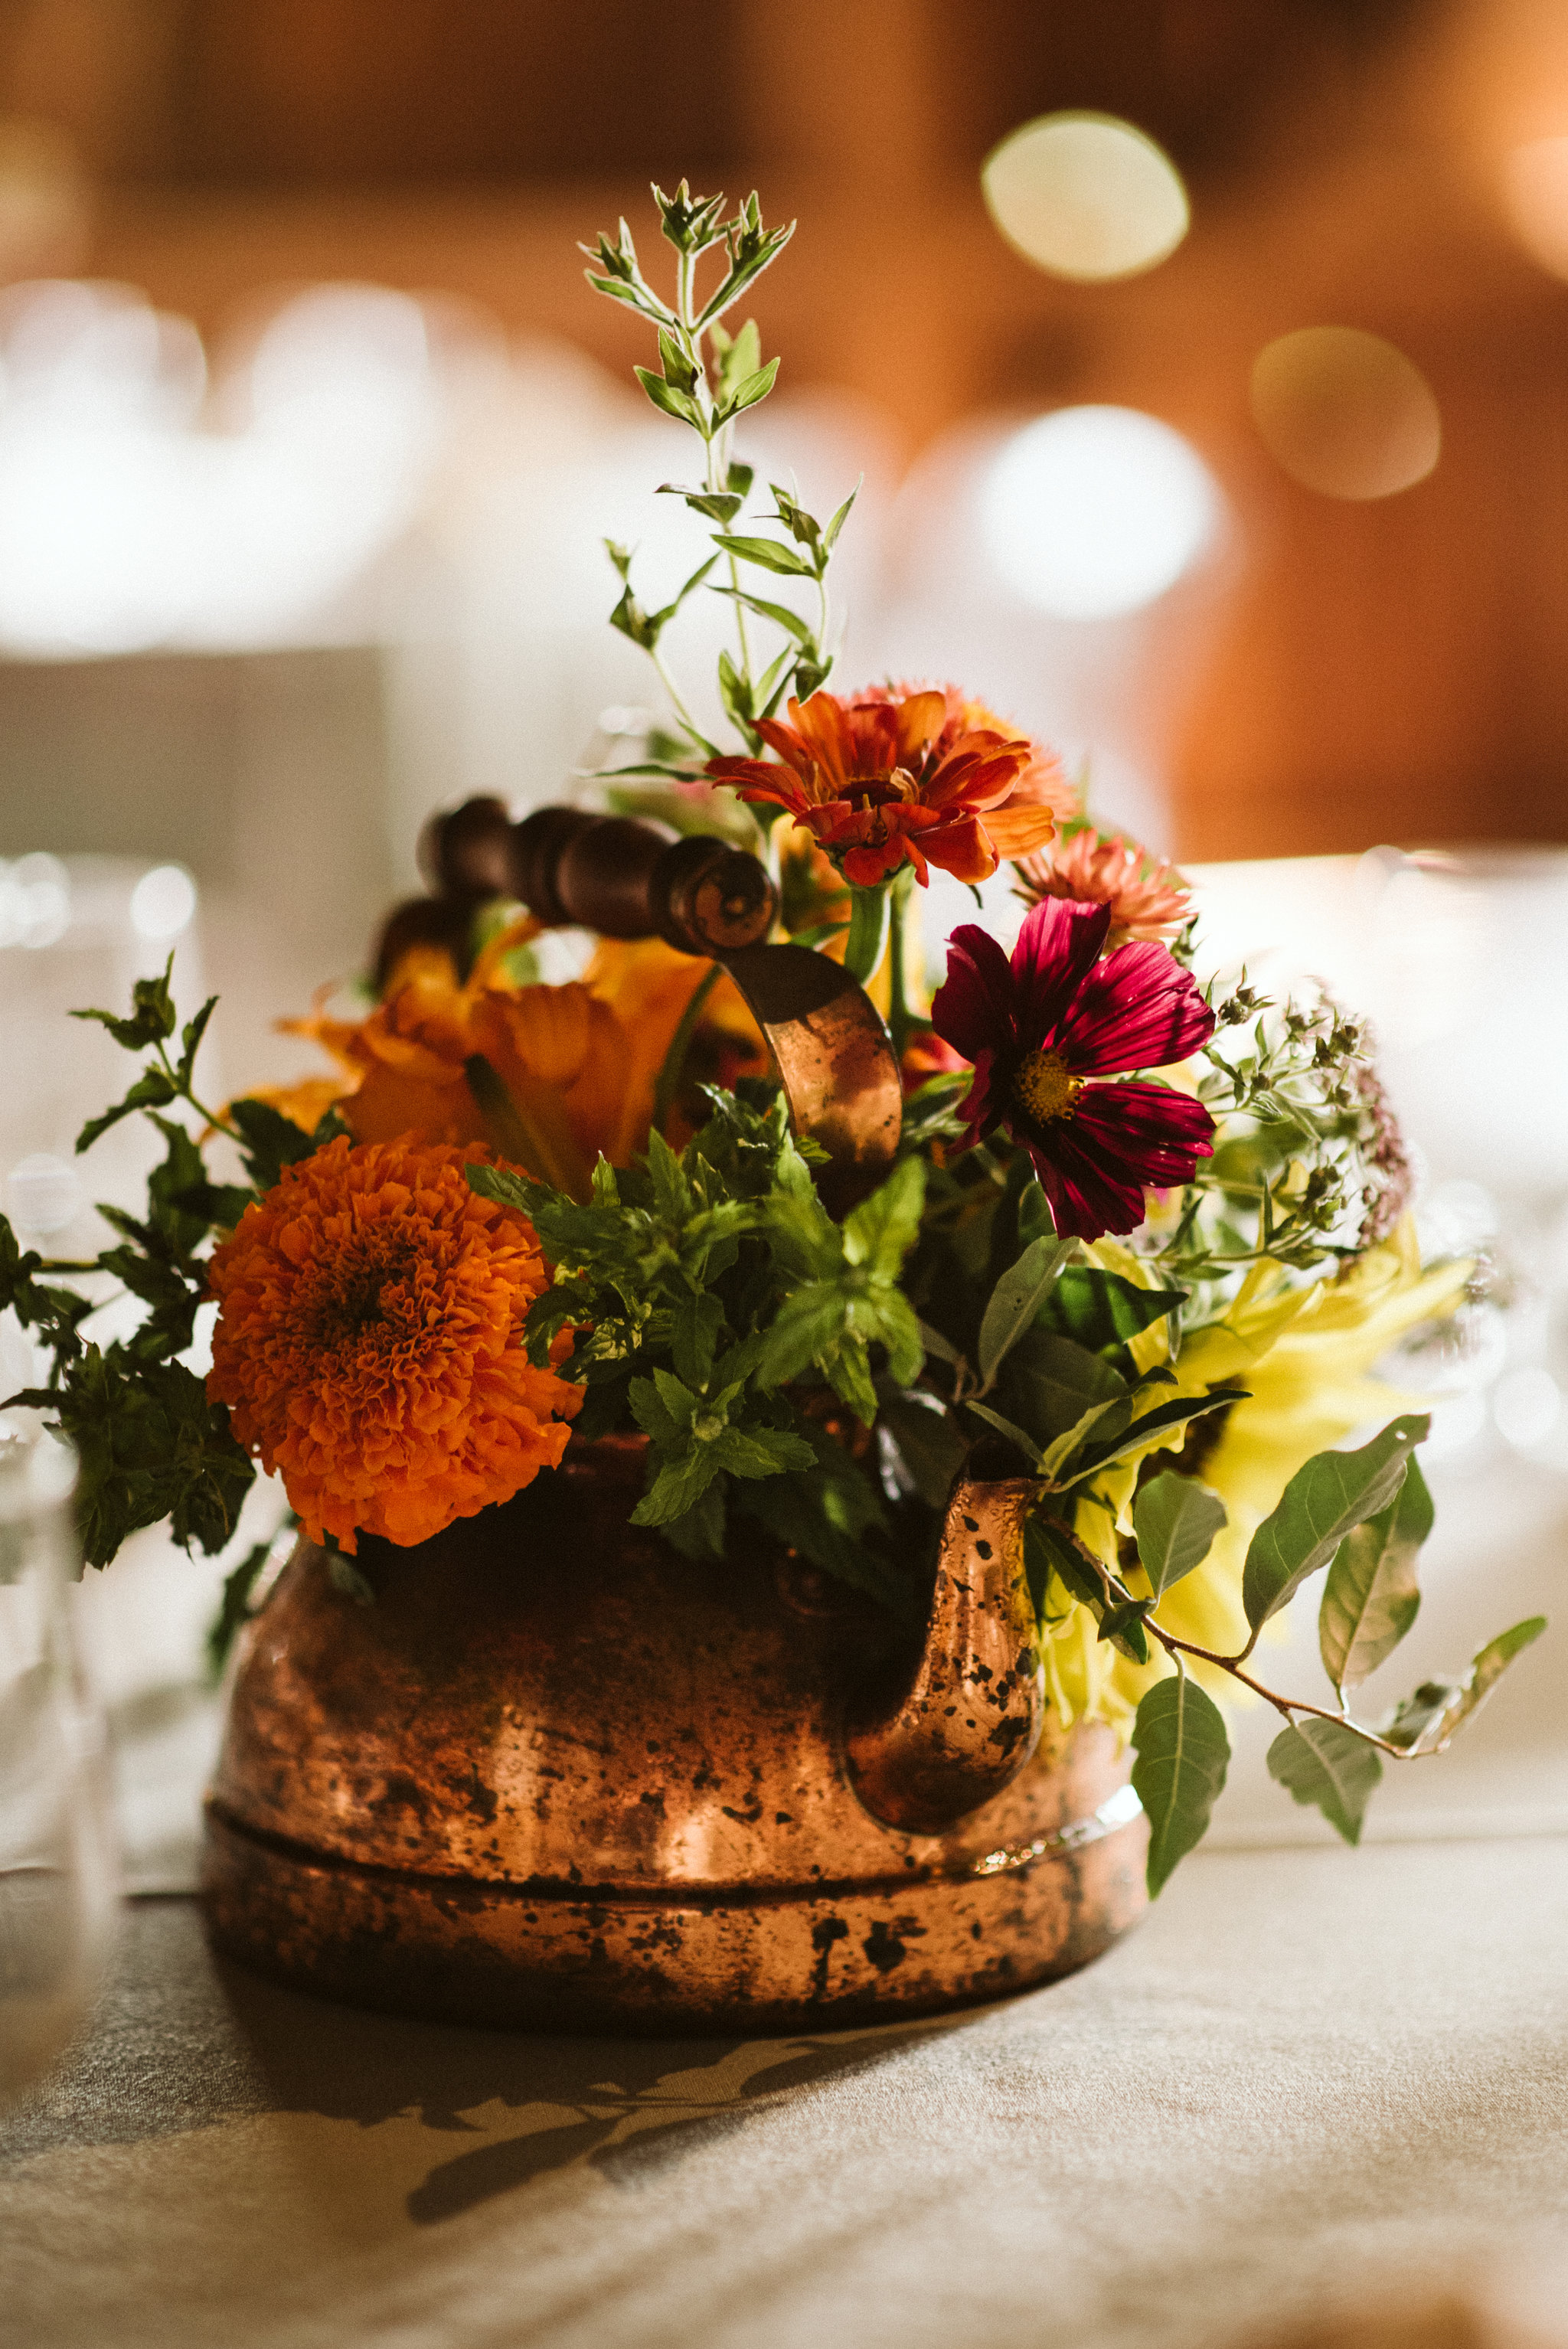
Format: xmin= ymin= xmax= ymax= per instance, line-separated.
xmin=4 ymin=1834 xmax=1566 ymax=2349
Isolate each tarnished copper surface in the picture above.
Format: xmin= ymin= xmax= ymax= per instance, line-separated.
xmin=845 ymin=1478 xmax=1042 ymax=1832
xmin=720 ymin=943 xmax=902 ymax=1210
xmin=204 ymin=1439 xmax=1145 ymax=2032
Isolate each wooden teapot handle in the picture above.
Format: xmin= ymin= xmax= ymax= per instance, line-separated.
xmin=377 ymin=798 xmax=902 ymax=1207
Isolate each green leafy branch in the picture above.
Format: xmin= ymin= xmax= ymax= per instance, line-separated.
xmin=2 ymin=957 xmax=343 ymax=1567
xmin=583 ymin=183 xmax=856 ymax=771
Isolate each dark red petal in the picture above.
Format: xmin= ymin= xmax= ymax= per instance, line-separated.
xmin=931 ymin=924 xmax=1019 ymax=1062
xmin=952 ymin=1047 xmax=1000 ymax=1150
xmin=1011 ymin=1080 xmax=1214 ymax=1240
xmin=1011 ymin=897 xmax=1112 ymax=1041
xmin=1023 ymin=1135 xmax=1148 ymax=1240
xmin=1051 ymin=942 xmax=1216 ymax=1076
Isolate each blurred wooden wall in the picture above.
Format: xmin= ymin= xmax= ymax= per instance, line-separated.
xmin=1 ymin=0 xmax=1566 ymax=857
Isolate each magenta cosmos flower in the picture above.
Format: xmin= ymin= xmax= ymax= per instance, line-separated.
xmin=930 ymin=896 xmax=1217 ymax=1240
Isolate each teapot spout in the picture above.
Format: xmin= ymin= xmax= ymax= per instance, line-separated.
xmin=845 ymin=1473 xmax=1044 ymax=1834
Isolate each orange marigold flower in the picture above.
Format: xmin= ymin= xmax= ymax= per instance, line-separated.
xmin=1014 ymin=829 xmax=1194 ymax=946
xmin=705 ymin=684 xmax=1065 ymax=887
xmin=206 ymin=1135 xmax=581 ymax=1553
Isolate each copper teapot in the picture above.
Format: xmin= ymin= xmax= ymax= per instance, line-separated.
xmin=201 ymin=805 xmax=1146 ymax=2031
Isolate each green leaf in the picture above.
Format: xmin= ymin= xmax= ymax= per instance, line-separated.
xmin=178 ymin=995 xmax=218 ymax=1083
xmin=711 ymin=532 xmax=814 ymax=577
xmin=631 ymin=1446 xmax=722 ymax=1527
xmin=658 ymin=482 xmax=744 ymax=524
xmin=226 ymin=1096 xmax=322 ymax=1194
xmin=878 ymin=1389 xmax=968 ymax=1509
xmin=1266 ymin=1718 xmax=1383 ymax=1845
xmin=1040 ymin=1267 xmax=1187 ymax=1361
xmin=655 ymin=327 xmax=699 ymax=394
xmin=755 ymin=1283 xmax=848 ymax=1387
xmin=1097 ymin=1597 xmax=1152 ymax=1663
xmin=1242 ymin=1416 xmax=1430 ymax=1632
xmin=1318 ymin=1454 xmax=1432 ymax=1697
xmin=671 ymin=1289 xmax=724 ymax=1391
xmin=998 ymin=1328 xmax=1126 ymax=1445
xmin=1382 ymin=1617 xmax=1547 ymax=1753
xmin=978 ymin=1234 xmax=1076 ymax=1389
xmin=76 ymin=1066 xmax=178 ymax=1153
xmin=960 ymin=1398 xmax=1044 ymax=1469
xmin=70 ymin=955 xmax=177 ymax=1053
xmin=1134 ymin=1474 xmax=1227 ymax=1599
xmin=714 ymin=355 xmax=779 ymax=425
xmin=822 ymin=481 xmax=860 ymax=552
xmin=709 ymin=1423 xmax=815 ymax=1479
xmin=842 ymin=1158 xmax=926 ymax=1282
xmin=1024 ymin=1514 xmax=1103 ymax=1615
xmin=1059 ymin=1385 xmax=1250 ymax=1487
xmin=634 ymin=365 xmax=705 ymax=431
xmin=1131 ymin=1670 xmax=1231 ymax=1897
xmin=709 ymin=581 xmax=816 ymax=647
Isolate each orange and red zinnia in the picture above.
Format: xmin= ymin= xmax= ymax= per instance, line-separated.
xmin=206 ymin=1135 xmax=581 ymax=1553
xmin=707 ymin=684 xmax=1066 ymax=887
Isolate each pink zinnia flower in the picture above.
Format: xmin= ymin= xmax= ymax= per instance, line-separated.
xmin=1014 ymin=830 xmax=1193 ymax=945
xmin=931 ymin=897 xmax=1217 ymax=1240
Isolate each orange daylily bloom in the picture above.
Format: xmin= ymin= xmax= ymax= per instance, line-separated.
xmin=706 ymin=684 xmax=1068 ymax=887
xmin=1014 ymin=830 xmax=1194 ymax=946
xmin=282 ymin=918 xmax=766 ymax=1196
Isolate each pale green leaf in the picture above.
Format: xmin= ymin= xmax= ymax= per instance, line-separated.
xmin=1266 ymin=1717 xmax=1383 ymax=1844
xmin=1318 ymin=1454 xmax=1431 ymax=1697
xmin=1131 ymin=1671 xmax=1230 ymax=1896
xmin=1134 ymin=1474 xmax=1227 ymax=1599
xmin=1242 ymin=1416 xmax=1430 ymax=1632
xmin=978 ymin=1234 xmax=1076 ymax=1390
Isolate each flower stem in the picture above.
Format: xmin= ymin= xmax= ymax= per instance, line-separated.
xmin=885 ymin=868 xmax=916 ymax=1063
xmin=652 ymin=962 xmax=722 ymax=1137
xmin=843 ymin=884 xmax=890 ymax=985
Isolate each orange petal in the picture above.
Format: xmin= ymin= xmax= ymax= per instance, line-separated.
xmin=893 ymin=689 xmax=947 ymax=764
xmin=982 ymin=805 xmax=1060 ymax=856
xmin=923 ymin=816 xmax=1000 ymax=884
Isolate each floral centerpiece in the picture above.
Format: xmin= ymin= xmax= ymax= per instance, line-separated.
xmin=0 ymin=185 xmax=1543 ymax=1947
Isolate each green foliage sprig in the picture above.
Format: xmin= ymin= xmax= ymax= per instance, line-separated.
xmin=583 ymin=183 xmax=856 ymax=774
xmin=467 ymin=1082 xmax=924 ymax=1608
xmin=0 ymin=957 xmax=338 ymax=1567
xmin=1139 ymin=977 xmax=1412 ymax=1292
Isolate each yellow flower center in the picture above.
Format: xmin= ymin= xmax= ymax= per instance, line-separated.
xmin=1012 ymin=1047 xmax=1083 ymax=1125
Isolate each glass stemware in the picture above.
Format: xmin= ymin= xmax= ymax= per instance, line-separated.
xmin=0 ymin=1431 xmax=119 ymax=2106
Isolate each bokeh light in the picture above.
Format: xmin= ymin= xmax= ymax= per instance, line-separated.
xmin=1250 ymin=327 xmax=1440 ymax=501
xmin=129 ymin=864 xmax=198 ymax=942
xmin=1501 ymin=136 xmax=1568 ymax=280
xmin=981 ymin=113 xmax=1190 ymax=283
xmin=979 ymin=406 xmax=1220 ymax=620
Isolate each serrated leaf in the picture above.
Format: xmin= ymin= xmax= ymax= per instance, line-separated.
xmin=1266 ymin=1717 xmax=1383 ymax=1844
xmin=978 ymin=1234 xmax=1076 ymax=1389
xmin=842 ymin=1157 xmax=925 ymax=1282
xmin=631 ymin=1448 xmax=721 ymax=1527
xmin=1131 ymin=1671 xmax=1230 ymax=1897
xmin=1318 ymin=1454 xmax=1432 ymax=1697
xmin=1243 ymin=1416 xmax=1430 ymax=1632
xmin=76 ymin=1067 xmax=178 ymax=1153
xmin=1134 ymin=1473 xmax=1227 ymax=1599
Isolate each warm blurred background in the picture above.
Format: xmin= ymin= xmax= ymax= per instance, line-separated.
xmin=5 ymin=0 xmax=1568 ymax=1877
xmin=4 ymin=4 xmax=1568 ymax=940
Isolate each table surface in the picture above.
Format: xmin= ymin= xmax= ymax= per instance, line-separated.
xmin=4 ymin=1837 xmax=1566 ymax=2349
